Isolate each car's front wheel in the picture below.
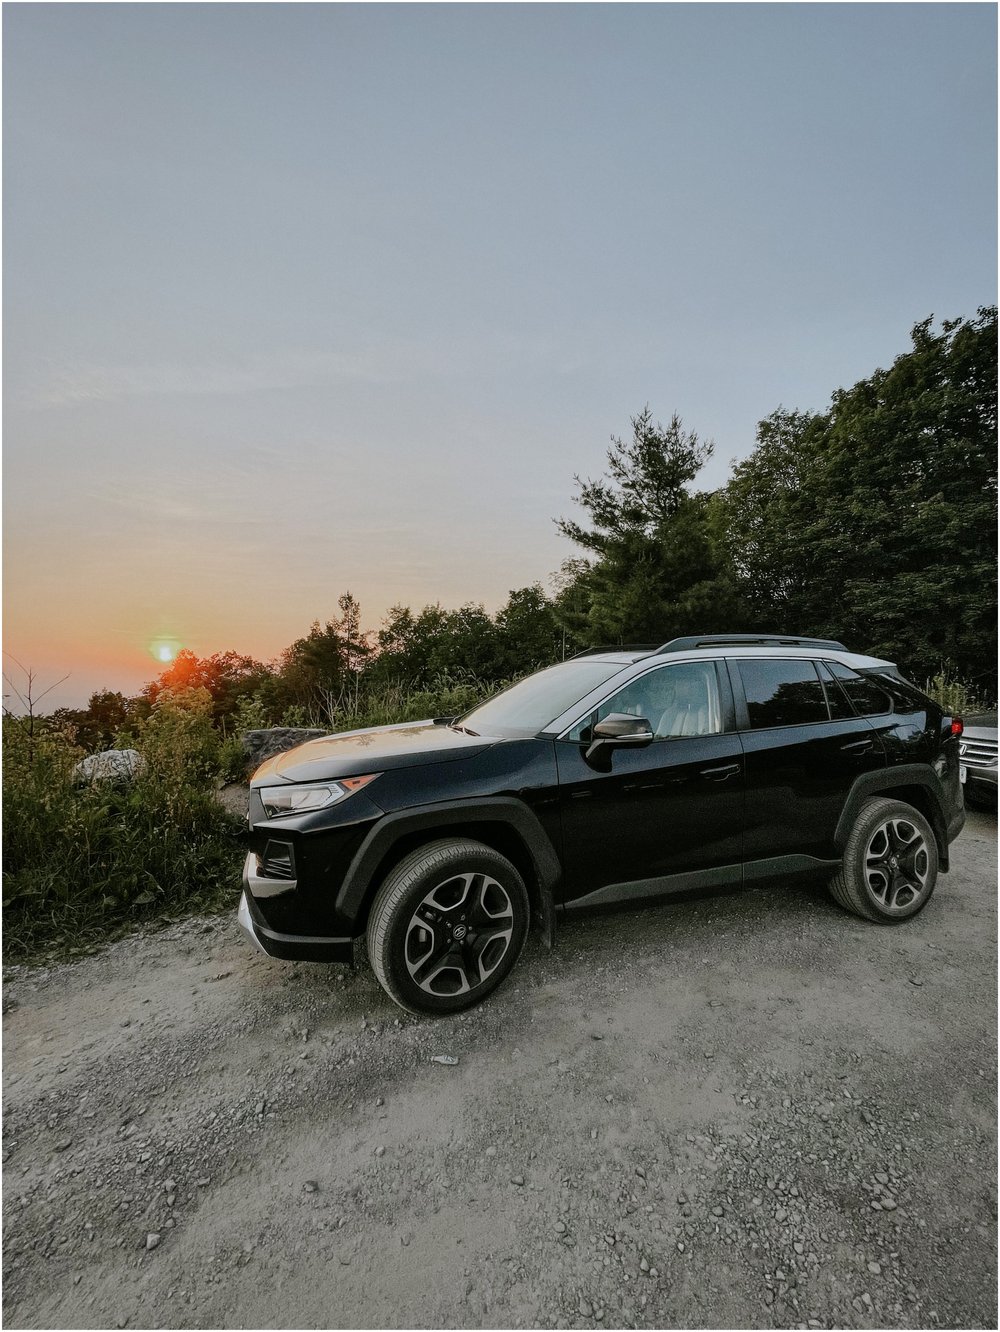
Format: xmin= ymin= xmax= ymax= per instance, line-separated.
xmin=828 ymin=797 xmax=938 ymax=923
xmin=366 ymin=838 xmax=530 ymax=1015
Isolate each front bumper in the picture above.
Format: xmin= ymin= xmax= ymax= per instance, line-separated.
xmin=237 ymin=852 xmax=354 ymax=964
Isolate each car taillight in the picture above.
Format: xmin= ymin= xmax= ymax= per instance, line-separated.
xmin=950 ymin=717 xmax=964 ymax=737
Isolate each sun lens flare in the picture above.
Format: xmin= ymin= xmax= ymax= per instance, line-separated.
xmin=149 ymin=637 xmax=182 ymax=664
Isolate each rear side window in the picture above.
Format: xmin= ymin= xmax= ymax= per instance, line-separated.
xmin=738 ymin=659 xmax=829 ymax=729
xmin=822 ymin=661 xmax=892 ymax=717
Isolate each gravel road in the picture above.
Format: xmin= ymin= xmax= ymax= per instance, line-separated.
xmin=3 ymin=810 xmax=996 ymax=1330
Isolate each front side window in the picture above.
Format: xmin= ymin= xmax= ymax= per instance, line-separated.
xmin=739 ymin=659 xmax=829 ymax=729
xmin=568 ymin=662 xmax=723 ymax=742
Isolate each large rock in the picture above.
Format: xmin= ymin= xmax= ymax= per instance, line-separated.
xmin=72 ymin=748 xmax=147 ymax=787
xmin=240 ymin=728 xmax=328 ymax=778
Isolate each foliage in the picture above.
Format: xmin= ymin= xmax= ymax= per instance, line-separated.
xmin=557 ymin=407 xmax=712 ymax=550
xmin=142 ymin=649 xmax=270 ymax=725
xmin=923 ymin=671 xmax=990 ymax=716
xmin=368 ymin=586 xmax=566 ymax=687
xmin=50 ymin=689 xmax=133 ymax=752
xmin=322 ymin=676 xmax=493 ymax=733
xmin=3 ymin=691 xmax=243 ymax=959
xmin=492 ymin=585 xmax=567 ymax=677
xmin=277 ymin=592 xmax=372 ymax=719
xmin=553 ymin=408 xmax=749 ymax=644
xmin=723 ymin=307 xmax=998 ymax=692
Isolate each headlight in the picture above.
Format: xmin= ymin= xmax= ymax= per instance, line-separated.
xmin=259 ymin=774 xmax=380 ymax=819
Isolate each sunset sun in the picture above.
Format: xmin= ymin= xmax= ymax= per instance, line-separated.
xmin=150 ymin=638 xmax=181 ymax=664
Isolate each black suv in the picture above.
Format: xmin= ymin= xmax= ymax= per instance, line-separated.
xmin=237 ymin=635 xmax=966 ymax=1015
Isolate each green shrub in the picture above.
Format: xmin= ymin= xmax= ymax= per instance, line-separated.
xmin=923 ymin=671 xmax=990 ymax=715
xmin=3 ymin=689 xmax=244 ymax=959
xmin=325 ymin=675 xmax=496 ymax=733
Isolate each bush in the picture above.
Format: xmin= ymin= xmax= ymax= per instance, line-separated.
xmin=923 ymin=671 xmax=990 ymax=715
xmin=3 ymin=690 xmax=244 ymax=959
xmin=325 ymin=675 xmax=496 ymax=733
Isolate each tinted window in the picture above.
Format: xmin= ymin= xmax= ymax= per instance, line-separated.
xmin=871 ymin=673 xmax=929 ymax=715
xmin=822 ymin=661 xmax=892 ymax=717
xmin=739 ymin=660 xmax=829 ymax=729
xmin=568 ymin=662 xmax=723 ymax=741
xmin=818 ymin=664 xmax=856 ymax=721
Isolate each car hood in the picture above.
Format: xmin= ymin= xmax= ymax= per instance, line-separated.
xmin=250 ymin=720 xmax=497 ymax=785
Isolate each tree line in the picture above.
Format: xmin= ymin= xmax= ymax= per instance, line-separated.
xmin=54 ymin=306 xmax=997 ymax=748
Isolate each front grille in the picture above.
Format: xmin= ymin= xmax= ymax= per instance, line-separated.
xmin=961 ymin=737 xmax=998 ymax=770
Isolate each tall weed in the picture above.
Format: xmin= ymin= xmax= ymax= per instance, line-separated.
xmin=3 ymin=690 xmax=244 ymax=958
xmin=923 ymin=671 xmax=990 ymax=715
xmin=324 ymin=675 xmax=496 ymax=733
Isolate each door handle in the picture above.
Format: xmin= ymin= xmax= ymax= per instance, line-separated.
xmin=840 ymin=739 xmax=874 ymax=753
xmin=699 ymin=762 xmax=741 ymax=781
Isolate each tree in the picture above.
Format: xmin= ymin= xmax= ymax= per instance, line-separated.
xmin=370 ymin=602 xmax=501 ymax=685
xmin=492 ymin=585 xmax=563 ymax=676
xmin=277 ymin=592 xmax=373 ymax=721
xmin=554 ymin=408 xmax=747 ymax=644
xmin=557 ymin=407 xmax=712 ymax=553
xmin=142 ymin=649 xmax=269 ymax=724
xmin=724 ymin=307 xmax=997 ymax=690
xmin=2 ymin=658 xmax=71 ymax=759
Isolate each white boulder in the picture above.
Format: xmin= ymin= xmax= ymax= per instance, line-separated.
xmin=72 ymin=748 xmax=147 ymax=787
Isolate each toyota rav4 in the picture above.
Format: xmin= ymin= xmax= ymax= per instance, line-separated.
xmin=237 ymin=635 xmax=966 ymax=1014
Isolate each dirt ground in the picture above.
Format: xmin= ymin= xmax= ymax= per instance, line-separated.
xmin=3 ymin=810 xmax=996 ymax=1330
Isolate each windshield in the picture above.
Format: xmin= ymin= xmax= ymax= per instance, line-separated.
xmin=456 ymin=659 xmax=629 ymax=738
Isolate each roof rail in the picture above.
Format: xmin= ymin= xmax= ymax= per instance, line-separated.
xmin=569 ymin=643 xmax=661 ymax=659
xmin=656 ymin=634 xmax=848 ymax=654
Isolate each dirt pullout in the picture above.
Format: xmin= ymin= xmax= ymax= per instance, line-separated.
xmin=3 ymin=811 xmax=997 ymax=1329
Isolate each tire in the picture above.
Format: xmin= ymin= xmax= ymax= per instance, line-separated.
xmin=366 ymin=838 xmax=530 ymax=1015
xmin=828 ymin=797 xmax=938 ymax=923
xmin=964 ymin=785 xmax=997 ymax=814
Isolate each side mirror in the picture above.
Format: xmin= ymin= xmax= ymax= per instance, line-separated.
xmin=585 ymin=713 xmax=654 ymax=762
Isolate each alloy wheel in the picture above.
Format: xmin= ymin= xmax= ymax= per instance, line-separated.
xmin=404 ymin=872 xmax=515 ymax=997
xmin=864 ymin=817 xmax=931 ymax=913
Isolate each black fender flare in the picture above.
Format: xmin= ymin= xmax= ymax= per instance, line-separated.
xmin=335 ymin=797 xmax=562 ymax=946
xmin=834 ymin=765 xmax=954 ymax=870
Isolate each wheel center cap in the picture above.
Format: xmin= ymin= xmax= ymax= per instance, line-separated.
xmin=889 ymin=856 xmax=899 ymax=869
xmin=453 ymin=924 xmax=468 ymax=940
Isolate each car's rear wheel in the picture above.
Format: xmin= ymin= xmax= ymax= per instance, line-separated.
xmin=366 ymin=839 xmax=530 ymax=1015
xmin=828 ymin=797 xmax=938 ymax=923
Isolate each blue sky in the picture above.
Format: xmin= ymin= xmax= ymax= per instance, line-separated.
xmin=4 ymin=3 xmax=996 ymax=708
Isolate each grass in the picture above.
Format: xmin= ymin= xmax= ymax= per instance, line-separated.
xmin=313 ymin=678 xmax=493 ymax=732
xmin=922 ymin=670 xmax=993 ymax=716
xmin=3 ymin=691 xmax=245 ymax=962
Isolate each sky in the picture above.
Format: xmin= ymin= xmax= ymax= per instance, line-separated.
xmin=4 ymin=3 xmax=996 ymax=711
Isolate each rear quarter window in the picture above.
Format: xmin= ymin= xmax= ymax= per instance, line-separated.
xmin=821 ymin=661 xmax=893 ymax=717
